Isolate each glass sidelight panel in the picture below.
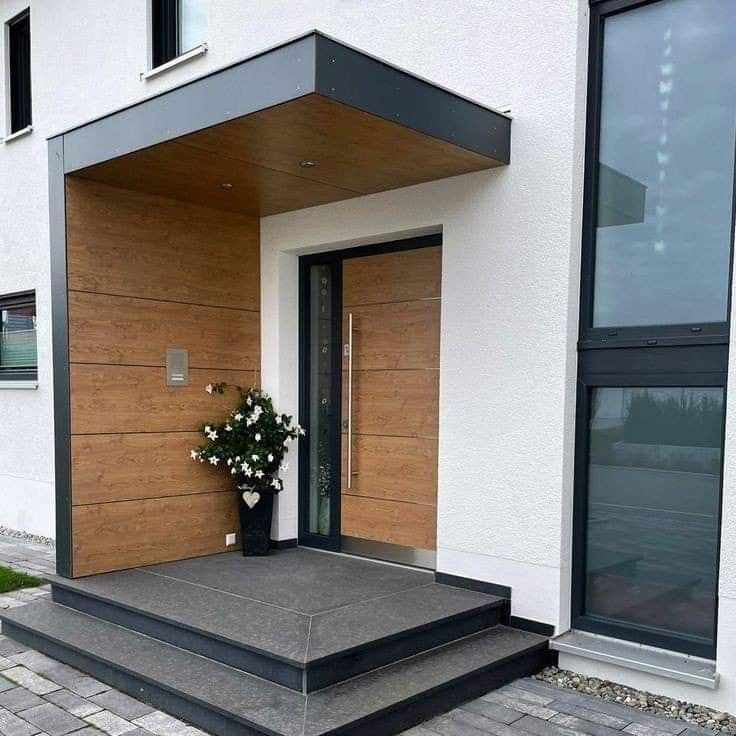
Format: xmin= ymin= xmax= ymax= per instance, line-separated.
xmin=592 ymin=0 xmax=736 ymax=328
xmin=584 ymin=387 xmax=724 ymax=646
xmin=307 ymin=264 xmax=337 ymax=536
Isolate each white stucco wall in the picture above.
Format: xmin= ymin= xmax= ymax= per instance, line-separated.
xmin=2 ymin=0 xmax=736 ymax=713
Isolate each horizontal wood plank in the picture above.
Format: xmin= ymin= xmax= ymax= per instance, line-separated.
xmin=71 ymin=365 xmax=259 ymax=435
xmin=66 ymin=177 xmax=260 ymax=309
xmin=341 ymin=435 xmax=437 ymax=505
xmin=343 ymin=299 xmax=440 ymax=371
xmin=69 ymin=291 xmax=259 ymax=370
xmin=72 ymin=492 xmax=240 ymax=576
xmin=343 ymin=246 xmax=441 ymax=307
xmin=343 ymin=369 xmax=439 ymax=438
xmin=341 ymin=495 xmax=437 ymax=551
xmin=72 ymin=433 xmax=231 ymax=506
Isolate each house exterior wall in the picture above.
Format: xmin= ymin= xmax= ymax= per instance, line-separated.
xmin=1 ymin=0 xmax=735 ymax=712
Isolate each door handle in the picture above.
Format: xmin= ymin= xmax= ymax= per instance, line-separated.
xmin=347 ymin=312 xmax=354 ymax=489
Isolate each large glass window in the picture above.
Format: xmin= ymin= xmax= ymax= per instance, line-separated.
xmin=585 ymin=387 xmax=723 ymax=647
xmin=592 ymin=0 xmax=736 ymax=328
xmin=576 ymin=0 xmax=734 ymax=659
xmin=0 ymin=292 xmax=37 ymax=380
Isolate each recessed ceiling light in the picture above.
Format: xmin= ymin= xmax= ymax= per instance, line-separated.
xmin=221 ymin=182 xmax=233 ymax=190
xmin=299 ymin=160 xmax=317 ymax=168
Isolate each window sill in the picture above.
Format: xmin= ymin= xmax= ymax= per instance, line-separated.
xmin=0 ymin=380 xmax=38 ymax=390
xmin=2 ymin=125 xmax=32 ymax=144
xmin=551 ymin=630 xmax=718 ymax=689
xmin=141 ymin=43 xmax=208 ymax=81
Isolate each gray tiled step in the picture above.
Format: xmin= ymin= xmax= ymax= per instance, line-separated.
xmin=0 ymin=599 xmax=550 ymax=736
xmin=48 ymin=570 xmax=505 ymax=691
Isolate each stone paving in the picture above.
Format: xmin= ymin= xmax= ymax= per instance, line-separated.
xmin=0 ymin=533 xmax=718 ymax=736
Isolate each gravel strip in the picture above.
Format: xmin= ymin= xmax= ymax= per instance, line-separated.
xmin=535 ymin=666 xmax=736 ymax=734
xmin=0 ymin=528 xmax=55 ymax=548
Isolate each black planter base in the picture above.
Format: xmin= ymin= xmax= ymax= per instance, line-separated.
xmin=238 ymin=488 xmax=274 ymax=556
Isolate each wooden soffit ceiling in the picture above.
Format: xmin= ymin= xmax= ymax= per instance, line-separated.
xmin=61 ymin=33 xmax=511 ymax=217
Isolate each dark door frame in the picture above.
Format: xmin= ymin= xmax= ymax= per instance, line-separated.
xmin=297 ymin=233 xmax=442 ymax=552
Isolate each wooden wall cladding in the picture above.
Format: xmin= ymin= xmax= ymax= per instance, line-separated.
xmin=66 ymin=176 xmax=260 ymax=576
xmin=72 ymin=493 xmax=239 ymax=577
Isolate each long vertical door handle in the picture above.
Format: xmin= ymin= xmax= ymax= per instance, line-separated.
xmin=347 ymin=312 xmax=354 ymax=489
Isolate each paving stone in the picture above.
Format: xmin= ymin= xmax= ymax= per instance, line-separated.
xmin=0 ymin=641 xmax=27 ymax=658
xmin=2 ymin=669 xmax=59 ymax=697
xmin=450 ymin=709 xmax=522 ymax=735
xmin=0 ymin=689 xmax=45 ymax=713
xmin=44 ymin=691 xmax=101 ymax=718
xmin=0 ymin=658 xmax=16 ymax=673
xmin=422 ymin=715 xmax=489 ymax=736
xmin=401 ymin=727 xmax=441 ymax=736
xmin=551 ymin=712 xmax=626 ymax=736
xmin=40 ymin=667 xmax=106 ymax=699
xmin=84 ymin=710 xmax=136 ymax=736
xmin=18 ymin=704 xmax=86 ymax=736
xmin=548 ymin=701 xmax=632 ymax=729
xmin=460 ymin=698 xmax=526 ymax=725
xmin=497 ymin=685 xmax=556 ymax=706
xmin=483 ymin=692 xmax=558 ymax=720
xmin=88 ymin=692 xmax=152 ymax=721
xmin=625 ymin=723 xmax=686 ymax=736
xmin=132 ymin=711 xmax=207 ymax=736
xmin=518 ymin=714 xmax=601 ymax=736
xmin=422 ymin=715 xmax=488 ymax=736
xmin=10 ymin=653 xmax=58 ymax=675
xmin=522 ymin=685 xmax=685 ymax=735
xmin=0 ymin=706 xmax=39 ymax=736
xmin=0 ymin=680 xmax=14 ymax=695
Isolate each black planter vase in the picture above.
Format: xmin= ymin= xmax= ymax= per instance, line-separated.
xmin=238 ymin=484 xmax=274 ymax=556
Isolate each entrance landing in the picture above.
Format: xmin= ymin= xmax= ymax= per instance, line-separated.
xmin=1 ymin=548 xmax=550 ymax=736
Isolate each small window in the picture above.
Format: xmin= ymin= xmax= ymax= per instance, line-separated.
xmin=0 ymin=292 xmax=37 ymax=381
xmin=6 ymin=9 xmax=31 ymax=134
xmin=151 ymin=0 xmax=207 ymax=68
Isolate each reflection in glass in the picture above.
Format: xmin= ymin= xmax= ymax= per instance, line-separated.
xmin=308 ymin=265 xmax=335 ymax=536
xmin=0 ymin=303 xmax=37 ymax=371
xmin=180 ymin=0 xmax=207 ymax=53
xmin=584 ymin=387 xmax=723 ymax=645
xmin=593 ymin=0 xmax=736 ymax=327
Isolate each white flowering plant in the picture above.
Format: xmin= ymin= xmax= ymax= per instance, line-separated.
xmin=191 ymin=383 xmax=304 ymax=493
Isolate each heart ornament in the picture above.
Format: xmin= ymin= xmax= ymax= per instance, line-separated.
xmin=242 ymin=490 xmax=261 ymax=509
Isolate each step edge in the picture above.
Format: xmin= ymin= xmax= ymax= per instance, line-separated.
xmin=305 ymin=598 xmax=506 ymax=667
xmin=0 ymin=605 xmax=294 ymax=735
xmin=49 ymin=579 xmax=307 ymax=667
xmin=50 ymin=577 xmax=507 ymax=669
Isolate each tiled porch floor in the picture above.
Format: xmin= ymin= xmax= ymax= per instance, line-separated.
xmin=0 ymin=534 xmax=717 ymax=736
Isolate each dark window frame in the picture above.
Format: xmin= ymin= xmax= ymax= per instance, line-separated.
xmin=151 ymin=0 xmax=179 ymax=68
xmin=572 ymin=0 xmax=735 ymax=659
xmin=0 ymin=289 xmax=37 ymax=382
xmin=6 ymin=8 xmax=31 ymax=135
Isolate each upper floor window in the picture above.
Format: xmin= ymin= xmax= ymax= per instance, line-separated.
xmin=590 ymin=0 xmax=736 ymax=330
xmin=6 ymin=9 xmax=31 ymax=135
xmin=151 ymin=0 xmax=207 ymax=69
xmin=0 ymin=291 xmax=37 ymax=382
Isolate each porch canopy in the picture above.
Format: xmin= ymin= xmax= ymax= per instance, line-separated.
xmin=58 ymin=32 xmax=510 ymax=214
xmin=50 ymin=32 xmax=510 ymax=580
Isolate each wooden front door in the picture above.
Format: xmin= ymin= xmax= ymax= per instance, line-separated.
xmin=341 ymin=246 xmax=441 ymax=559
